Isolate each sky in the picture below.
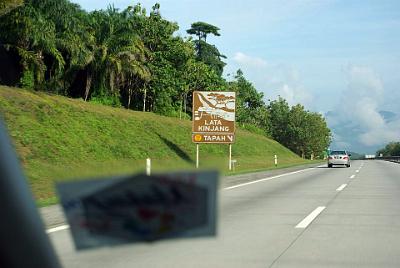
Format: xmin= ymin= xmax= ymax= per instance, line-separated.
xmin=72 ymin=0 xmax=400 ymax=153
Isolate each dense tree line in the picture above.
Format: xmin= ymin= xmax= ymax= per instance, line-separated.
xmin=0 ymin=0 xmax=23 ymax=16
xmin=0 ymin=0 xmax=225 ymax=115
xmin=377 ymin=142 xmax=400 ymax=157
xmin=0 ymin=0 xmax=331 ymax=158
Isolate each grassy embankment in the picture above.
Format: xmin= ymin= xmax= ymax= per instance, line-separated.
xmin=0 ymin=85 xmax=317 ymax=206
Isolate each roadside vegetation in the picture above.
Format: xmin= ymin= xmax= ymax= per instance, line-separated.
xmin=0 ymin=1 xmax=330 ymax=206
xmin=0 ymin=0 xmax=23 ymax=16
xmin=0 ymin=85 xmax=318 ymax=206
xmin=0 ymin=0 xmax=331 ymax=158
xmin=377 ymin=142 xmax=400 ymax=157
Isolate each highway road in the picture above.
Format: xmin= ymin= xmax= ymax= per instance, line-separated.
xmin=48 ymin=160 xmax=400 ymax=267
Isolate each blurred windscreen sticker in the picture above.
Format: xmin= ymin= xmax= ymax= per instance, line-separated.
xmin=56 ymin=171 xmax=218 ymax=250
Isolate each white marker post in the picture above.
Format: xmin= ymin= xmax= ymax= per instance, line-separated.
xmin=229 ymin=144 xmax=232 ymax=171
xmin=231 ymin=159 xmax=237 ymax=172
xmin=146 ymin=158 xmax=151 ymax=176
xmin=196 ymin=144 xmax=199 ymax=169
xmin=274 ymin=155 xmax=278 ymax=167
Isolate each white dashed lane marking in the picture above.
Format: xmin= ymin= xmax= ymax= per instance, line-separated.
xmin=295 ymin=206 xmax=326 ymax=229
xmin=46 ymin=225 xmax=69 ymax=234
xmin=336 ymin=184 xmax=347 ymax=191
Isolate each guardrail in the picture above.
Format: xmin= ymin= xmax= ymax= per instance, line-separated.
xmin=376 ymin=156 xmax=400 ymax=163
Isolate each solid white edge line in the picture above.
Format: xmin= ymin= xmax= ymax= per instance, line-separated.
xmin=295 ymin=206 xmax=326 ymax=229
xmin=46 ymin=224 xmax=69 ymax=234
xmin=223 ymin=167 xmax=317 ymax=190
xmin=350 ymin=175 xmax=355 ymax=179
xmin=336 ymin=183 xmax=347 ymax=191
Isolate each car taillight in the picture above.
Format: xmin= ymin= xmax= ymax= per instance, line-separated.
xmin=328 ymin=156 xmax=333 ymax=160
xmin=343 ymin=156 xmax=348 ymax=160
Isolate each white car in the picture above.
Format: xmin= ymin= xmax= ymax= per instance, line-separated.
xmin=328 ymin=150 xmax=351 ymax=168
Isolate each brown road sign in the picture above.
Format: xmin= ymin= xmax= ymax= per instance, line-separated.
xmin=192 ymin=91 xmax=236 ymax=143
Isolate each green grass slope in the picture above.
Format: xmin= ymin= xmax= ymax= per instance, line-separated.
xmin=0 ymin=85 xmax=311 ymax=206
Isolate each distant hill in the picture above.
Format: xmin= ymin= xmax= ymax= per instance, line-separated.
xmin=0 ymin=85 xmax=311 ymax=206
xmin=348 ymin=151 xmax=365 ymax=160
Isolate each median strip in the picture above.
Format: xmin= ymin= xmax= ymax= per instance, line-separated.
xmin=295 ymin=206 xmax=326 ymax=229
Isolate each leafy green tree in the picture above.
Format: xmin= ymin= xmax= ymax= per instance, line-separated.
xmin=186 ymin=21 xmax=220 ymax=42
xmin=187 ymin=21 xmax=226 ymax=76
xmin=194 ymin=41 xmax=226 ymax=76
xmin=124 ymin=3 xmax=186 ymax=113
xmin=306 ymin=112 xmax=331 ymax=158
xmin=83 ymin=7 xmax=150 ymax=103
xmin=267 ymin=98 xmax=331 ymax=158
xmin=0 ymin=0 xmax=23 ymax=16
xmin=267 ymin=97 xmax=291 ymax=143
xmin=122 ymin=4 xmax=226 ymax=115
xmin=228 ymin=69 xmax=268 ymax=134
xmin=30 ymin=0 xmax=92 ymax=94
xmin=377 ymin=142 xmax=400 ymax=156
xmin=287 ymin=104 xmax=309 ymax=157
xmin=288 ymin=105 xmax=330 ymax=158
xmin=0 ymin=2 xmax=64 ymax=89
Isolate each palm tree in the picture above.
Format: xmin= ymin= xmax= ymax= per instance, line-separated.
xmin=0 ymin=1 xmax=65 ymax=89
xmin=84 ymin=7 xmax=150 ymax=104
xmin=33 ymin=0 xmax=94 ymax=94
xmin=0 ymin=0 xmax=23 ymax=17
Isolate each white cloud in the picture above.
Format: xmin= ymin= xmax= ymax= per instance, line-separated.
xmin=327 ymin=65 xmax=400 ymax=152
xmin=230 ymin=52 xmax=314 ymax=108
xmin=344 ymin=65 xmax=384 ymax=104
xmin=279 ymin=83 xmax=313 ymax=107
xmin=360 ymin=127 xmax=399 ymax=147
xmin=233 ymin=52 xmax=268 ymax=68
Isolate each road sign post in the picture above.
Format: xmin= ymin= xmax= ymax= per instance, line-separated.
xmin=196 ymin=144 xmax=199 ymax=169
xmin=229 ymin=144 xmax=232 ymax=171
xmin=192 ymin=91 xmax=236 ymax=169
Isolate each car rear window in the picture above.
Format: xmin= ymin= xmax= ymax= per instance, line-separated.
xmin=330 ymin=150 xmax=346 ymax=155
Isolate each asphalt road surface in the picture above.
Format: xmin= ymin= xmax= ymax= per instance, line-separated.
xmin=48 ymin=160 xmax=400 ymax=267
